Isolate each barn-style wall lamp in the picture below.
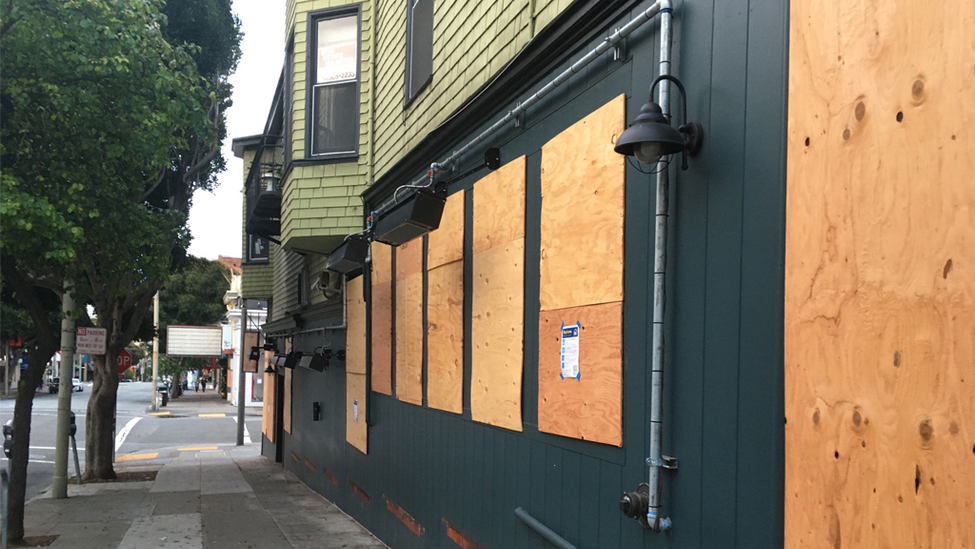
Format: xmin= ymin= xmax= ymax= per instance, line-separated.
xmin=615 ymin=75 xmax=703 ymax=169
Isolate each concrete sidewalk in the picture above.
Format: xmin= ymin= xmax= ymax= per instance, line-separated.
xmin=20 ymin=445 xmax=387 ymax=549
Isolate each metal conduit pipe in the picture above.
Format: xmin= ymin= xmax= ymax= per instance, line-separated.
xmin=647 ymin=0 xmax=674 ymax=533
xmin=514 ymin=508 xmax=579 ymax=549
xmin=368 ymin=0 xmax=666 ymax=220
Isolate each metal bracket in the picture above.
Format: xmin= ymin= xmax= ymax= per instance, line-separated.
xmin=646 ymin=455 xmax=679 ymax=470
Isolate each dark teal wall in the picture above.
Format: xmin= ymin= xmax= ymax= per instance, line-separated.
xmin=272 ymin=0 xmax=788 ymax=547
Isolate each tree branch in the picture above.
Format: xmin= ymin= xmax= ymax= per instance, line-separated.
xmin=181 ymin=149 xmax=217 ymax=184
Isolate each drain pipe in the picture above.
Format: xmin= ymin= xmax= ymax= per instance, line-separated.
xmin=647 ymin=0 xmax=675 ymax=532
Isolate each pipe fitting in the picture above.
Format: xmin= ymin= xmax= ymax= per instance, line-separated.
xmin=619 ymin=483 xmax=651 ymax=529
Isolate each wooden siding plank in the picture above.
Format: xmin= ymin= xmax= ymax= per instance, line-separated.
xmin=428 ymin=191 xmax=465 ymax=269
xmin=427 ymin=260 xmax=464 ymax=414
xmin=346 ymin=276 xmax=366 ymax=375
xmin=470 ymin=240 xmax=524 ymax=432
xmin=372 ymin=238 xmax=393 ymax=285
xmin=785 ymin=1 xmax=975 ymax=547
xmin=537 ymin=302 xmax=623 ymax=446
xmin=371 ymin=281 xmax=393 ymax=395
xmin=539 ymin=95 xmax=625 ymax=312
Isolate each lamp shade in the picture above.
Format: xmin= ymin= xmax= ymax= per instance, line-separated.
xmin=326 ymin=235 xmax=369 ymax=274
xmin=373 ymin=189 xmax=446 ymax=246
xmin=614 ymin=102 xmax=686 ymax=164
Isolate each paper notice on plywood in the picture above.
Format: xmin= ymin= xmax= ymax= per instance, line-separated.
xmin=560 ymin=322 xmax=581 ymax=380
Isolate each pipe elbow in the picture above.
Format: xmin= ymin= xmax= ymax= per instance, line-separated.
xmin=659 ymin=0 xmax=673 ymax=11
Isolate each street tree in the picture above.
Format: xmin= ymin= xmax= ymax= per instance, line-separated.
xmin=1 ymin=0 xmax=240 ymax=531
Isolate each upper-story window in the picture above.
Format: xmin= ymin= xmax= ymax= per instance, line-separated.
xmin=307 ymin=8 xmax=361 ymax=158
xmin=405 ymin=0 xmax=433 ymax=105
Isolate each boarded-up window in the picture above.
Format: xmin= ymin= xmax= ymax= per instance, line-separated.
xmin=262 ymin=351 xmax=277 ymax=443
xmin=371 ymin=242 xmax=393 ymax=395
xmin=346 ymin=276 xmax=368 ymax=453
xmin=537 ymin=96 xmax=625 ymax=446
xmin=427 ymin=192 xmax=464 ymax=414
xmin=283 ymin=366 xmax=293 ymax=434
xmin=395 ymin=239 xmax=424 ymax=405
xmin=471 ymin=156 xmax=526 ymax=432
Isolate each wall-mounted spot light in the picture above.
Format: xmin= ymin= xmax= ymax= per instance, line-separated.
xmin=282 ymin=351 xmax=300 ymax=370
xmin=299 ymin=348 xmax=331 ymax=372
xmin=615 ymin=75 xmax=703 ymax=170
xmin=248 ymin=346 xmax=260 ymax=362
xmin=326 ymin=235 xmax=369 ymax=274
xmin=372 ymin=189 xmax=446 ymax=246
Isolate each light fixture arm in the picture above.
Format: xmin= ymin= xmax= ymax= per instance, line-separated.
xmin=649 ymin=74 xmax=687 ymax=126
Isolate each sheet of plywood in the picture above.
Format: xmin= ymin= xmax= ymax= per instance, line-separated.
xmin=395 ymin=266 xmax=423 ymax=406
xmin=428 ymin=191 xmax=465 ymax=269
xmin=346 ymin=372 xmax=367 ymax=454
xmin=471 ymin=240 xmax=524 ymax=432
xmin=283 ymin=366 xmax=292 ymax=434
xmin=427 ymin=260 xmax=464 ymax=414
xmin=785 ymin=2 xmax=975 ymax=548
xmin=372 ymin=241 xmax=392 ymax=285
xmin=537 ymin=302 xmax=622 ymax=446
xmin=472 ymin=156 xmax=526 ymax=254
xmin=396 ymin=237 xmax=424 ymax=277
xmin=243 ymin=332 xmax=259 ymax=373
xmin=371 ymin=281 xmax=393 ymax=395
xmin=539 ymin=95 xmax=625 ymax=312
xmin=262 ymin=358 xmax=276 ymax=442
xmin=346 ymin=276 xmax=366 ymax=375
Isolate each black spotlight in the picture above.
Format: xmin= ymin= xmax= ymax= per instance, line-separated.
xmin=326 ymin=234 xmax=369 ymax=274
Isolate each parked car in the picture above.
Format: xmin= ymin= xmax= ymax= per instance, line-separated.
xmin=48 ymin=378 xmax=59 ymax=393
xmin=72 ymin=378 xmax=83 ymax=392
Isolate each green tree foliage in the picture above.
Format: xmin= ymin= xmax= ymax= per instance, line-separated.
xmin=158 ymin=256 xmax=231 ymax=348
xmin=0 ymin=0 xmax=241 ymax=514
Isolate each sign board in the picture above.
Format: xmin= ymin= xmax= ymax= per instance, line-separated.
xmin=76 ymin=327 xmax=107 ymax=355
xmin=166 ymin=325 xmax=223 ymax=357
xmin=222 ymin=325 xmax=234 ymax=354
xmin=117 ymin=349 xmax=132 ymax=375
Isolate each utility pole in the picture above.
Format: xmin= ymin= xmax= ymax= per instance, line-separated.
xmin=151 ymin=292 xmax=159 ymax=411
xmin=52 ymin=285 xmax=74 ymax=499
xmin=236 ymin=299 xmax=247 ymax=446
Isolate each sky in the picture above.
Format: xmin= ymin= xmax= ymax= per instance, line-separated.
xmin=186 ymin=0 xmax=286 ymax=261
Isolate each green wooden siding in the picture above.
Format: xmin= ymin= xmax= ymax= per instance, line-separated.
xmin=372 ymin=0 xmax=572 ymax=180
xmin=239 ymin=147 xmax=275 ymax=299
xmin=281 ymin=0 xmax=372 ymax=253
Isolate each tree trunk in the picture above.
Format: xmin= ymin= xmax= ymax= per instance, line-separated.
xmin=83 ymin=351 xmax=119 ymax=480
xmin=8 ymin=346 xmax=57 ymax=540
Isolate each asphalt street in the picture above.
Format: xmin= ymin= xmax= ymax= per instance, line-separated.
xmin=0 ymin=381 xmax=263 ymax=500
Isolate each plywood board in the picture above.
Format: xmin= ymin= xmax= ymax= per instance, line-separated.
xmin=346 ymin=276 xmax=366 ymax=375
xmin=428 ymin=191 xmax=465 ymax=270
xmin=395 ymin=271 xmax=423 ymax=405
xmin=346 ymin=372 xmax=368 ymax=454
xmin=262 ymin=365 xmax=276 ymax=442
xmin=539 ymin=95 xmax=625 ymax=312
xmin=471 ymin=240 xmax=524 ymax=431
xmin=472 ymin=156 xmax=526 ymax=254
xmin=371 ymin=281 xmax=393 ymax=395
xmin=372 ymin=241 xmax=392 ymax=285
xmin=427 ymin=260 xmax=464 ymax=414
xmin=396 ymin=237 xmax=424 ymax=277
xmin=243 ymin=332 xmax=259 ymax=373
xmin=537 ymin=302 xmax=622 ymax=446
xmin=785 ymin=2 xmax=975 ymax=548
xmin=283 ymin=366 xmax=292 ymax=434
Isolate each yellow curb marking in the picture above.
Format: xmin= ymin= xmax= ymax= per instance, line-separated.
xmin=178 ymin=446 xmax=218 ymax=452
xmin=198 ymin=413 xmax=226 ymax=418
xmin=115 ymin=452 xmax=158 ymax=462
xmin=148 ymin=412 xmax=170 ymax=416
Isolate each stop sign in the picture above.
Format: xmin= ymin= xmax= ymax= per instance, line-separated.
xmin=116 ymin=349 xmax=132 ymax=374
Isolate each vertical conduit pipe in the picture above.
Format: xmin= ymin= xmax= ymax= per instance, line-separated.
xmin=646 ymin=0 xmax=674 ymax=532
